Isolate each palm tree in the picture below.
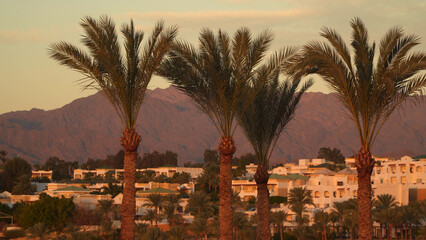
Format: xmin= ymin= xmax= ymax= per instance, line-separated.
xmin=167 ymin=225 xmax=188 ymax=240
xmin=142 ymin=209 xmax=156 ymax=227
xmin=331 ymin=201 xmax=346 ymax=237
xmin=143 ymin=194 xmax=164 ymax=227
xmin=159 ymin=27 xmax=274 ymax=240
xmin=232 ymin=211 xmax=249 ymax=240
xmin=373 ymin=194 xmax=399 ymax=239
xmin=236 ymin=52 xmax=312 ymax=239
xmin=190 ymin=216 xmax=208 ymax=240
xmin=186 ymin=191 xmax=214 ymax=218
xmin=49 ymin=16 xmax=177 ymax=240
xmin=101 ymin=182 xmax=123 ymax=198
xmin=288 ymin=187 xmax=314 ymax=226
xmin=270 ymin=210 xmax=288 ymax=240
xmin=97 ymin=199 xmax=116 ymax=222
xmin=313 ymin=209 xmax=330 ymax=240
xmin=286 ymin=18 xmax=426 ymax=240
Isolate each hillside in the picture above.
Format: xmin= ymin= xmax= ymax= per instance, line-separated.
xmin=0 ymin=87 xmax=424 ymax=165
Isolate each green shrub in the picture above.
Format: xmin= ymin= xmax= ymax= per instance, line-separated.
xmin=4 ymin=228 xmax=26 ymax=238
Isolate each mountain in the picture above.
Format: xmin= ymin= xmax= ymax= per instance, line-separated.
xmin=0 ymin=87 xmax=425 ymax=165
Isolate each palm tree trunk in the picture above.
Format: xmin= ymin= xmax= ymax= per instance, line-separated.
xmin=380 ymin=223 xmax=383 ymax=240
xmin=255 ymin=165 xmax=271 ymax=240
xmin=280 ymin=224 xmax=283 ymax=240
xmin=155 ymin=207 xmax=158 ymax=227
xmin=120 ymin=128 xmax=141 ymax=240
xmin=355 ymin=145 xmax=374 ymax=240
xmin=218 ymin=137 xmax=236 ymax=240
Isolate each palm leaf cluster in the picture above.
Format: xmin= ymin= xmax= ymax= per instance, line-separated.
xmin=238 ymin=61 xmax=312 ymax=165
xmin=49 ymin=16 xmax=178 ymax=128
xmin=286 ymin=17 xmax=426 ymax=150
xmin=158 ymin=27 xmax=274 ymax=136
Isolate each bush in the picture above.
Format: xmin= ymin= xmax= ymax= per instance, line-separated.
xmin=18 ymin=193 xmax=74 ymax=229
xmin=269 ymin=196 xmax=287 ymax=204
xmin=4 ymin=228 xmax=26 ymax=238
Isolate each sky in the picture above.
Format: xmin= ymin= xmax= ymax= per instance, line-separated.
xmin=1 ymin=0 xmax=425 ymax=114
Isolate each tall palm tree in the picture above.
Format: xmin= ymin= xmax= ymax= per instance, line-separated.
xmin=159 ymin=27 xmax=274 ymax=240
xmin=270 ymin=210 xmax=288 ymax=240
xmin=237 ymin=52 xmax=312 ymax=239
xmin=143 ymin=194 xmax=165 ymax=227
xmin=49 ymin=16 xmax=177 ymax=240
xmin=286 ymin=17 xmax=426 ymax=240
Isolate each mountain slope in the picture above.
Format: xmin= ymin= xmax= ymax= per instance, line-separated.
xmin=0 ymin=87 xmax=424 ymax=165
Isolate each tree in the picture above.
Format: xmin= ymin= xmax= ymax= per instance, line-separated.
xmin=236 ymin=52 xmax=311 ymax=239
xmin=186 ymin=191 xmax=214 ymax=218
xmin=101 ymin=182 xmax=123 ymax=198
xmin=317 ymin=147 xmax=345 ymax=164
xmin=142 ymin=209 xmax=156 ymax=227
xmin=313 ymin=210 xmax=330 ymax=240
xmin=1 ymin=157 xmax=32 ymax=192
xmin=167 ymin=225 xmax=188 ymax=240
xmin=373 ymin=194 xmax=398 ymax=240
xmin=270 ymin=210 xmax=288 ymax=240
xmin=97 ymin=199 xmax=116 ymax=222
xmin=190 ymin=216 xmax=208 ymax=240
xmin=18 ymin=193 xmax=74 ymax=230
xmin=288 ymin=187 xmax=314 ymax=240
xmin=286 ymin=18 xmax=426 ymax=240
xmin=204 ymin=149 xmax=219 ymax=165
xmin=0 ymin=150 xmax=8 ymax=164
xmin=12 ymin=174 xmax=35 ymax=195
xmin=49 ymin=16 xmax=177 ymax=240
xmin=163 ymin=194 xmax=181 ymax=226
xmin=159 ymin=27 xmax=274 ymax=240
xmin=143 ymin=194 xmax=164 ymax=227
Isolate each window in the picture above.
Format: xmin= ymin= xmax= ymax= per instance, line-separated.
xmin=401 ymin=165 xmax=406 ymax=173
xmin=318 ymin=181 xmax=321 ymax=185
xmin=324 ymin=191 xmax=330 ymax=198
xmin=333 ymin=191 xmax=337 ymax=197
xmin=377 ymin=169 xmax=381 ymax=174
xmin=380 ymin=178 xmax=383 ymax=184
xmin=401 ymin=176 xmax=406 ymax=184
xmin=410 ymin=167 xmax=414 ymax=173
xmin=391 ymin=166 xmax=396 ymax=173
xmin=315 ymin=191 xmax=320 ymax=198
xmin=417 ymin=166 xmax=423 ymax=172
xmin=391 ymin=177 xmax=396 ymax=184
xmin=417 ymin=179 xmax=422 ymax=184
xmin=353 ymin=190 xmax=357 ymax=197
xmin=337 ymin=181 xmax=344 ymax=186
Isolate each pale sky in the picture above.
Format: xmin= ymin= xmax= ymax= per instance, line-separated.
xmin=1 ymin=0 xmax=425 ymax=114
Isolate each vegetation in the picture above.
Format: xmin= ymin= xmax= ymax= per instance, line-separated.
xmin=18 ymin=193 xmax=74 ymax=229
xmin=49 ymin=15 xmax=177 ymax=240
xmin=1 ymin=157 xmax=32 ymax=192
xmin=236 ymin=47 xmax=312 ymax=239
xmin=317 ymin=147 xmax=346 ymax=164
xmin=286 ymin=17 xmax=426 ymax=240
xmin=159 ymin=26 xmax=275 ymax=240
